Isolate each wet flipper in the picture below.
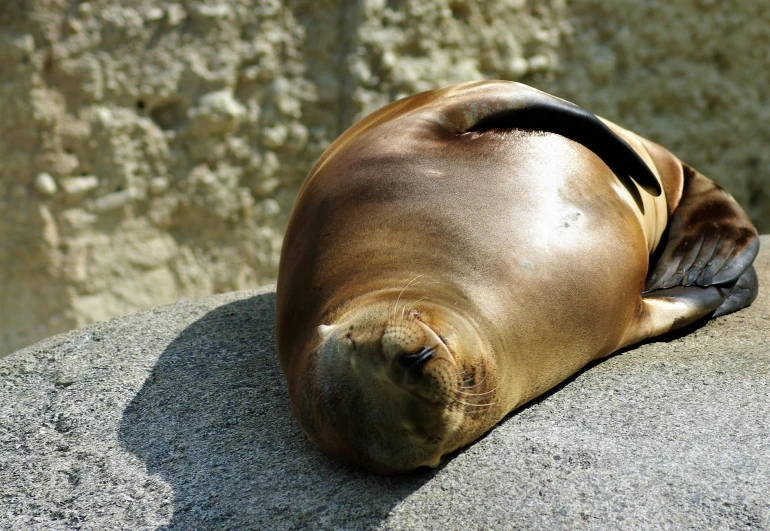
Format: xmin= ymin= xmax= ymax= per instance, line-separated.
xmin=645 ymin=164 xmax=759 ymax=293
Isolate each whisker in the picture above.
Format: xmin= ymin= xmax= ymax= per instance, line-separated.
xmin=454 ymin=379 xmax=500 ymax=398
xmin=402 ymin=294 xmax=427 ymax=322
xmin=391 ymin=274 xmax=424 ymax=323
xmin=458 ymin=371 xmax=488 ymax=391
xmin=454 ymin=387 xmax=499 ymax=398
xmin=449 ymin=398 xmax=497 ymax=408
xmin=410 ymin=296 xmax=428 ymax=315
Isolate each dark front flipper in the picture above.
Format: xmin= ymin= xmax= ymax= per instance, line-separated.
xmin=645 ymin=164 xmax=759 ymax=295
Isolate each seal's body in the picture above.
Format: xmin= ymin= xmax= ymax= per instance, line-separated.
xmin=276 ymin=81 xmax=759 ymax=474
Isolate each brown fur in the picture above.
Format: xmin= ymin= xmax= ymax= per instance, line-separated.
xmin=276 ymin=81 xmax=758 ymax=473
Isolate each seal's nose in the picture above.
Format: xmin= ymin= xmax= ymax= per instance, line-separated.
xmin=396 ymin=345 xmax=435 ymax=383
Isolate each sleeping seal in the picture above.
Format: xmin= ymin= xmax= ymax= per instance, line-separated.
xmin=275 ymin=81 xmax=759 ymax=474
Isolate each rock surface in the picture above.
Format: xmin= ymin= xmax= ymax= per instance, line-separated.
xmin=1 ymin=236 xmax=768 ymax=530
xmin=2 ymin=0 xmax=770 ymax=357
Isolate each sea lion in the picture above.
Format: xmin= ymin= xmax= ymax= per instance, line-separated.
xmin=275 ymin=80 xmax=759 ymax=474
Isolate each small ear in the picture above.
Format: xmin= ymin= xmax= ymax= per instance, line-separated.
xmin=317 ymin=324 xmax=336 ymax=339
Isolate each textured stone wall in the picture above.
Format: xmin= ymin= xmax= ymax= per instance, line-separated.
xmin=1 ymin=0 xmax=768 ymax=357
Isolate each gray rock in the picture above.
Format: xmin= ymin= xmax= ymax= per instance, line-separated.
xmin=2 ymin=236 xmax=769 ymax=530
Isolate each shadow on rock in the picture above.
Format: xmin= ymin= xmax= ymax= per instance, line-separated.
xmin=118 ymin=292 xmax=432 ymax=530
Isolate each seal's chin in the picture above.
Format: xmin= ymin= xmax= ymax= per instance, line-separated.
xmin=301 ymin=302 xmax=479 ymax=474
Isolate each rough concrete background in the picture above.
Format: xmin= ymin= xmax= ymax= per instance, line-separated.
xmin=2 ymin=1 xmax=770 ymax=357
xmin=1 ymin=236 xmax=768 ymax=529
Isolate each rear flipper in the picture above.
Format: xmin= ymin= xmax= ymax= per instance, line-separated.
xmin=712 ymin=265 xmax=759 ymax=318
xmin=628 ymin=164 xmax=759 ymax=343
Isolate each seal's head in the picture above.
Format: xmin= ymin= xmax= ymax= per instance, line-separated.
xmin=293 ymin=296 xmax=498 ymax=474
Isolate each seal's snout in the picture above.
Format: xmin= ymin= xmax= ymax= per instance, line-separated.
xmin=396 ymin=345 xmax=436 ymax=384
xmin=304 ymin=300 xmax=489 ymax=473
